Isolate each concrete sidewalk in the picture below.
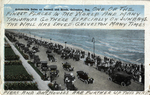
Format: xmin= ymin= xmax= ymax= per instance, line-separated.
xmin=5 ymin=37 xmax=50 ymax=90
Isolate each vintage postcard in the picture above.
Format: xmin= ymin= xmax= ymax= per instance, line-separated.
xmin=1 ymin=0 xmax=150 ymax=95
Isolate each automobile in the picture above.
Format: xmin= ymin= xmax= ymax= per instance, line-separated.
xmin=46 ymin=49 xmax=52 ymax=54
xmin=64 ymin=73 xmax=75 ymax=83
xmin=20 ymin=44 xmax=25 ymax=49
xmin=64 ymin=73 xmax=77 ymax=90
xmin=96 ymin=63 xmax=109 ymax=72
xmin=34 ymin=55 xmax=40 ymax=66
xmin=104 ymin=56 xmax=110 ymax=63
xmin=32 ymin=46 xmax=39 ymax=52
xmin=84 ymin=57 xmax=95 ymax=66
xmin=73 ymin=54 xmax=80 ymax=61
xmin=41 ymin=61 xmax=48 ymax=71
xmin=61 ymin=53 xmax=70 ymax=60
xmin=48 ymin=81 xmax=62 ymax=90
xmin=81 ymin=51 xmax=85 ymax=58
xmin=108 ymin=71 xmax=132 ymax=86
xmin=54 ymin=48 xmax=62 ymax=54
xmin=27 ymin=43 xmax=31 ymax=47
xmin=23 ymin=47 xmax=29 ymax=53
xmin=41 ymin=61 xmax=48 ymax=78
xmin=47 ymin=54 xmax=56 ymax=62
xmin=65 ymin=82 xmax=78 ymax=90
xmin=76 ymin=71 xmax=94 ymax=84
xmin=28 ymin=50 xmax=35 ymax=59
xmin=62 ymin=62 xmax=74 ymax=71
xmin=49 ymin=65 xmax=59 ymax=81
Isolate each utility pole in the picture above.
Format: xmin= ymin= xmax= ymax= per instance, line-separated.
xmin=65 ymin=42 xmax=67 ymax=49
xmin=92 ymin=37 xmax=95 ymax=57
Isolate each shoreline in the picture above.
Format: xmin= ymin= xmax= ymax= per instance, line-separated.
xmin=5 ymin=30 xmax=144 ymax=90
xmin=10 ymin=30 xmax=143 ymax=66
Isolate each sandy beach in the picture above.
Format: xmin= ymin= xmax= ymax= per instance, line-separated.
xmin=5 ymin=30 xmax=144 ymax=91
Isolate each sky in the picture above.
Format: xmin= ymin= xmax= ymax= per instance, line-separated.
xmin=4 ymin=4 xmax=144 ymax=13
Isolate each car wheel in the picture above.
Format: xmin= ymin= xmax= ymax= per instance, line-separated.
xmin=88 ymin=63 xmax=91 ymax=66
xmin=108 ymin=77 xmax=112 ymax=81
xmin=85 ymin=80 xmax=88 ymax=84
xmin=121 ymin=82 xmax=126 ymax=86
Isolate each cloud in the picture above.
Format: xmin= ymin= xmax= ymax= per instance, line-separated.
xmin=54 ymin=6 xmax=69 ymax=9
xmin=4 ymin=6 xmax=12 ymax=10
xmin=44 ymin=5 xmax=51 ymax=9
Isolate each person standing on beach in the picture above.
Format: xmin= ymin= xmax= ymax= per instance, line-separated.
xmin=88 ymin=52 xmax=90 ymax=58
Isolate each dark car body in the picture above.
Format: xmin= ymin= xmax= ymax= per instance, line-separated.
xmin=62 ymin=62 xmax=74 ymax=71
xmin=23 ymin=47 xmax=29 ymax=53
xmin=108 ymin=71 xmax=132 ymax=86
xmin=49 ymin=65 xmax=59 ymax=77
xmin=47 ymin=54 xmax=56 ymax=62
xmin=96 ymin=63 xmax=109 ymax=72
xmin=61 ymin=53 xmax=70 ymax=60
xmin=41 ymin=61 xmax=48 ymax=71
xmin=32 ymin=46 xmax=39 ymax=52
xmin=54 ymin=48 xmax=62 ymax=54
xmin=76 ymin=71 xmax=94 ymax=84
xmin=64 ymin=73 xmax=75 ymax=83
xmin=64 ymin=73 xmax=77 ymax=90
xmin=73 ymin=54 xmax=80 ymax=61
xmin=46 ymin=49 xmax=52 ymax=54
xmin=84 ymin=57 xmax=95 ymax=66
xmin=65 ymin=82 xmax=78 ymax=90
xmin=49 ymin=81 xmax=62 ymax=90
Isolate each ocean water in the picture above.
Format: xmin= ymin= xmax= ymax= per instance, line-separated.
xmin=8 ymin=29 xmax=144 ymax=65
